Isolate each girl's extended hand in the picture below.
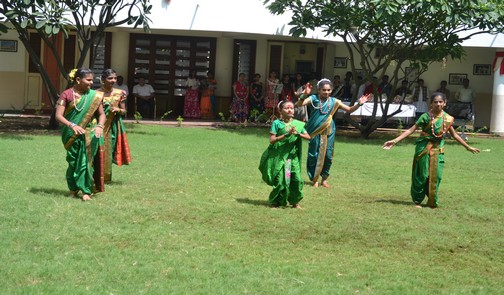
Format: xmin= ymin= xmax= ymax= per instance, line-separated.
xmin=467 ymin=146 xmax=481 ymax=154
xmin=303 ymin=83 xmax=312 ymax=96
xmin=358 ymin=93 xmax=372 ymax=105
xmin=382 ymin=140 xmax=396 ymax=150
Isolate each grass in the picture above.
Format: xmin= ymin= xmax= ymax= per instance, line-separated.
xmin=0 ymin=123 xmax=503 ymax=294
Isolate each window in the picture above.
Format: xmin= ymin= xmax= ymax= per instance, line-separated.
xmin=129 ymin=34 xmax=216 ymax=116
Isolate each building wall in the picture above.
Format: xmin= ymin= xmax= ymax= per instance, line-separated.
xmin=0 ymin=27 xmax=499 ymax=127
xmin=110 ymin=32 xmax=130 ymax=81
xmin=0 ymin=30 xmax=27 ymax=110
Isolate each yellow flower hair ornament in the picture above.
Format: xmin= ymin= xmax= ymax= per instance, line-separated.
xmin=68 ymin=69 xmax=78 ymax=81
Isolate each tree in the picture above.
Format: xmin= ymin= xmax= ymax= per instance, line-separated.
xmin=0 ymin=0 xmax=152 ymax=128
xmin=264 ymin=0 xmax=504 ymax=138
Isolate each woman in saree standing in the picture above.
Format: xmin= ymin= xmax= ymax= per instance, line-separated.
xmin=264 ymin=70 xmax=280 ymax=122
xmin=383 ymin=92 xmax=480 ymax=208
xmin=199 ymin=71 xmax=217 ymax=119
xmin=97 ymin=69 xmax=132 ymax=183
xmin=249 ymin=73 xmax=264 ymax=115
xmin=297 ymin=78 xmax=371 ymax=188
xmin=231 ymin=72 xmax=249 ymax=123
xmin=55 ymin=68 xmax=106 ymax=201
xmin=183 ymin=69 xmax=201 ymax=118
xmin=259 ymin=100 xmax=311 ymax=208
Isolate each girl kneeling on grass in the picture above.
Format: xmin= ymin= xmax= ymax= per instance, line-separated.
xmin=382 ymin=92 xmax=480 ymax=208
xmin=259 ymin=100 xmax=311 ymax=208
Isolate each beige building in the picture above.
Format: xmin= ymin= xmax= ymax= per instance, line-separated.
xmin=1 ymin=0 xmax=503 ymax=131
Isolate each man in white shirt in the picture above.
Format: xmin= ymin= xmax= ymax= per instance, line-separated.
xmin=455 ymin=78 xmax=476 ymax=103
xmin=114 ymin=75 xmax=129 ymax=96
xmin=454 ymin=78 xmax=476 ymax=121
xmin=132 ymin=76 xmax=155 ymax=119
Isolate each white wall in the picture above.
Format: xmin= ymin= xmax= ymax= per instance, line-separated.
xmin=110 ymin=32 xmax=130 ymax=80
xmin=0 ymin=30 xmax=25 ymax=72
xmin=0 ymin=30 xmax=26 ymax=110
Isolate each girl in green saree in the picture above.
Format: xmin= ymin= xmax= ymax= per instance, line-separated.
xmin=297 ymin=79 xmax=371 ymax=188
xmin=55 ymin=68 xmax=106 ymax=201
xmin=259 ymin=100 xmax=311 ymax=208
xmin=383 ymin=92 xmax=480 ymax=208
xmin=97 ymin=69 xmax=132 ymax=182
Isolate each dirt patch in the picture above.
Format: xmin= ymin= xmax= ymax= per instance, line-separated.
xmin=0 ymin=116 xmax=58 ymax=135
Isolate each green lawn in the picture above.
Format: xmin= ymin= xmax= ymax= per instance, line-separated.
xmin=0 ymin=123 xmax=503 ymax=294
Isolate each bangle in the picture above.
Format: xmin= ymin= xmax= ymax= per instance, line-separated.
xmin=96 ymin=123 xmax=104 ymax=129
xmin=392 ymin=139 xmax=397 ymax=144
xmin=358 ymin=102 xmax=364 ymax=106
xmin=68 ymin=122 xmax=76 ymax=128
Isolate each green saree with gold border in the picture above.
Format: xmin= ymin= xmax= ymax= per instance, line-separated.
xmin=259 ymin=119 xmax=306 ymax=206
xmin=101 ymin=89 xmax=132 ymax=182
xmin=411 ymin=111 xmax=454 ymax=207
xmin=61 ymin=89 xmax=105 ymax=195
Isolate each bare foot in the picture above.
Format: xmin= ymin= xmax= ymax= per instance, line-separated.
xmin=82 ymin=194 xmax=92 ymax=201
xmin=68 ymin=190 xmax=78 ymax=198
xmin=321 ymin=180 xmax=330 ymax=188
xmin=414 ymin=204 xmax=422 ymax=208
xmin=313 ymin=182 xmax=319 ymax=188
xmin=292 ymin=204 xmax=302 ymax=209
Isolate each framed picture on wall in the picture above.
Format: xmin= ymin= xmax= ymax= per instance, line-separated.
xmin=333 ymin=57 xmax=347 ymax=68
xmin=0 ymin=40 xmax=18 ymax=52
xmin=473 ymin=64 xmax=492 ymax=75
xmin=448 ymin=73 xmax=467 ymax=85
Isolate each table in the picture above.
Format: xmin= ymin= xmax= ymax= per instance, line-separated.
xmin=338 ymin=102 xmax=416 ymax=118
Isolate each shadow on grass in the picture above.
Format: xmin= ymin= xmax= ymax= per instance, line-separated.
xmin=236 ymin=197 xmax=269 ymax=207
xmin=104 ymin=180 xmax=125 ymax=186
xmin=29 ymin=187 xmax=70 ymax=197
xmin=374 ymin=199 xmax=414 ymax=206
xmin=0 ymin=134 xmax=36 ymax=140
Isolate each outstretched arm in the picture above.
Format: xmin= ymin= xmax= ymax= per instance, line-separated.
xmin=448 ymin=126 xmax=480 ymax=153
xmin=339 ymin=93 xmax=372 ymax=113
xmin=383 ymin=124 xmax=418 ymax=149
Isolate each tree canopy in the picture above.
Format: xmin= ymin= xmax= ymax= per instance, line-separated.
xmin=0 ymin=0 xmax=152 ymax=118
xmin=264 ymin=0 xmax=504 ymax=137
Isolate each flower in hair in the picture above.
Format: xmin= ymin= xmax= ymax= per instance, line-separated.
xmin=317 ymin=78 xmax=331 ymax=88
xmin=68 ymin=69 xmax=78 ymax=81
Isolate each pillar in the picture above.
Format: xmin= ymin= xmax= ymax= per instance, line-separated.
xmin=490 ymin=51 xmax=504 ymax=135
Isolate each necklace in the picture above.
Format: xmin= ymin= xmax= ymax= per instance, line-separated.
xmin=310 ymin=96 xmax=332 ymax=114
xmin=101 ymin=86 xmax=113 ymax=93
xmin=282 ymin=118 xmax=293 ymax=131
xmin=430 ymin=111 xmax=447 ymax=138
xmin=72 ymin=88 xmax=87 ymax=112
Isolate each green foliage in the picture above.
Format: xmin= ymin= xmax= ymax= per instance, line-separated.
xmin=34 ymin=103 xmax=45 ymax=115
xmin=456 ymin=124 xmax=489 ymax=134
xmin=0 ymin=0 xmax=153 ymax=108
xmin=176 ymin=115 xmax=183 ymax=127
xmin=264 ymin=0 xmax=504 ymax=137
xmin=249 ymin=109 xmax=269 ymax=125
xmin=134 ymin=111 xmax=143 ymax=123
xmin=159 ymin=110 xmax=172 ymax=121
